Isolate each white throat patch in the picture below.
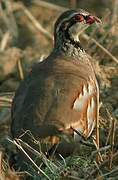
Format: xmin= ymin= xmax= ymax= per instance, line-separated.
xmin=69 ymin=22 xmax=80 ymax=41
xmin=69 ymin=21 xmax=89 ymax=42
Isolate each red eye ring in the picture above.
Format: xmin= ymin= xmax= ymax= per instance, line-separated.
xmin=74 ymin=14 xmax=84 ymax=22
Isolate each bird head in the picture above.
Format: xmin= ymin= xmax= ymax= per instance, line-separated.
xmin=54 ymin=9 xmax=101 ymax=45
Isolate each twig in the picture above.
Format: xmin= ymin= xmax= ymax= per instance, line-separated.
xmin=0 ymin=0 xmax=18 ymax=40
xmin=0 ymin=97 xmax=12 ymax=103
xmin=67 ymin=175 xmax=81 ymax=180
xmin=21 ymin=5 xmax=53 ymax=41
xmin=80 ymin=139 xmax=95 ymax=148
xmin=33 ymin=0 xmax=67 ymax=12
xmin=101 ymin=166 xmax=118 ymax=177
xmin=58 ymin=154 xmax=66 ymax=167
xmin=0 ymin=97 xmax=12 ymax=108
xmin=12 ymin=2 xmax=53 ymax=41
xmin=0 ymin=92 xmax=14 ymax=97
xmin=0 ymin=93 xmax=13 ymax=108
xmin=105 ymin=110 xmax=112 ymax=148
xmin=13 ymin=139 xmax=51 ymax=180
xmin=92 ymin=136 xmax=103 ymax=162
xmin=7 ymin=138 xmax=58 ymax=174
xmin=0 ymin=32 xmax=11 ymax=51
xmin=96 ymin=82 xmax=100 ymax=163
xmin=111 ymin=0 xmax=118 ymax=26
xmin=17 ymin=59 xmax=24 ymax=80
xmin=109 ymin=118 xmax=116 ymax=169
xmin=0 ymin=151 xmax=4 ymax=180
xmin=85 ymin=151 xmax=118 ymax=179
xmin=91 ymin=145 xmax=111 ymax=158
xmin=0 ymin=103 xmax=11 ymax=108
xmin=17 ymin=139 xmax=58 ymax=172
xmin=94 ymin=160 xmax=103 ymax=177
xmin=82 ymin=33 xmax=118 ymax=64
xmin=89 ymin=10 xmax=111 ymax=52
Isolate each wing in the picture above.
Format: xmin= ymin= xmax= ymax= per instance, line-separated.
xmin=71 ymin=76 xmax=99 ymax=139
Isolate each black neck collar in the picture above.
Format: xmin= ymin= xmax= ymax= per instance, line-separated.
xmin=64 ymin=30 xmax=83 ymax=50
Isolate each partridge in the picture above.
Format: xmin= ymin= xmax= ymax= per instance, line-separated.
xmin=11 ymin=9 xmax=101 ymax=157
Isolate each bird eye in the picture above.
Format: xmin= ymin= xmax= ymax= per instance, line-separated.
xmin=85 ymin=16 xmax=95 ymax=24
xmin=74 ymin=14 xmax=84 ymax=22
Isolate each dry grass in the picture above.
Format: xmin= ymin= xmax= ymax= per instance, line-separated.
xmin=0 ymin=0 xmax=118 ymax=179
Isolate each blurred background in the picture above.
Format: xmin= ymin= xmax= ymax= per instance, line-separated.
xmin=0 ymin=0 xmax=117 ymax=179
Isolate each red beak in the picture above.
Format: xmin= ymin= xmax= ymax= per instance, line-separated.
xmin=86 ymin=15 xmax=101 ymax=25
